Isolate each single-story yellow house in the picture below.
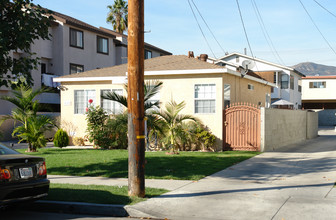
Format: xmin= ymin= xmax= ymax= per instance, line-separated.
xmin=54 ymin=55 xmax=275 ymax=150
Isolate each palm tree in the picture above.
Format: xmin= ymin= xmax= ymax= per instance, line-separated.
xmin=13 ymin=115 xmax=54 ymax=152
xmin=0 ymin=85 xmax=53 ymax=151
xmin=154 ymin=100 xmax=198 ymax=153
xmin=101 ymin=80 xmax=163 ymax=149
xmin=106 ymin=0 xmax=128 ymax=34
xmin=101 ymin=80 xmax=162 ymax=113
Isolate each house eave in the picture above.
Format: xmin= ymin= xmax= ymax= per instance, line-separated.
xmin=53 ymin=68 xmax=276 ymax=87
xmin=53 ymin=76 xmax=126 ymax=83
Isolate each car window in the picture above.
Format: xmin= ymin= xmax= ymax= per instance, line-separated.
xmin=0 ymin=144 xmax=20 ymax=155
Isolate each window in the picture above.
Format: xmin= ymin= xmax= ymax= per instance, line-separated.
xmin=147 ymin=84 xmax=161 ymax=111
xmin=281 ymin=74 xmax=289 ymax=89
xmin=290 ymin=75 xmax=294 ymax=90
xmin=74 ymin=90 xmax=95 ymax=114
xmin=194 ymin=84 xmax=216 ymax=113
xmin=145 ymin=50 xmax=152 ymax=59
xmin=273 ymin=72 xmax=277 ymax=84
xmin=298 ymin=85 xmax=302 ymax=92
xmin=236 ymin=56 xmax=239 ymax=63
xmin=100 ymin=89 xmax=124 ymax=114
xmin=70 ymin=63 xmax=84 ymax=74
xmin=97 ymin=36 xmax=108 ymax=54
xmin=309 ymin=81 xmax=326 ymax=88
xmin=224 ymin=84 xmax=231 ymax=108
xmin=70 ymin=28 xmax=83 ymax=48
xmin=248 ymin=84 xmax=254 ymax=90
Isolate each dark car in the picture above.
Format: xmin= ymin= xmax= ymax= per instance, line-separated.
xmin=0 ymin=143 xmax=49 ymax=207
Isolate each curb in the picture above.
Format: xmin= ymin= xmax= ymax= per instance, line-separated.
xmin=27 ymin=200 xmax=129 ymax=217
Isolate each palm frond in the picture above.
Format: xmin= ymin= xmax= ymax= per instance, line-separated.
xmin=101 ymin=91 xmax=128 ymax=108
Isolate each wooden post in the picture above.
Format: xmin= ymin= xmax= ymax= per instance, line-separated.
xmin=127 ymin=0 xmax=145 ymax=197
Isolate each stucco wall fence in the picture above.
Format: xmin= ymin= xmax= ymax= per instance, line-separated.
xmin=260 ymin=108 xmax=318 ymax=151
xmin=318 ymin=110 xmax=336 ymax=126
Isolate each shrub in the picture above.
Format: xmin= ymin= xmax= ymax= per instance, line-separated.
xmin=86 ymin=105 xmax=111 ymax=149
xmin=73 ymin=137 xmax=85 ymax=146
xmin=54 ymin=129 xmax=69 ymax=148
xmin=106 ymin=113 xmax=128 ymax=149
xmin=195 ymin=125 xmax=216 ymax=151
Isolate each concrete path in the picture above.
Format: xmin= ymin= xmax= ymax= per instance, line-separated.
xmin=125 ymin=128 xmax=336 ymax=220
xmin=48 ymin=175 xmax=193 ymax=191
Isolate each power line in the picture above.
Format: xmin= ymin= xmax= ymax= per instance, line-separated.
xmin=190 ymin=0 xmax=226 ymax=56
xmin=313 ymin=0 xmax=336 ymax=19
xmin=187 ymin=0 xmax=216 ymax=58
xmin=235 ymin=0 xmax=260 ymax=72
xmin=298 ymin=0 xmax=336 ymax=57
xmin=251 ymin=0 xmax=286 ymax=66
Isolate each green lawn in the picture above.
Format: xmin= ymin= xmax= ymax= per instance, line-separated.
xmin=19 ymin=148 xmax=260 ymax=180
xmin=45 ymin=183 xmax=168 ymax=205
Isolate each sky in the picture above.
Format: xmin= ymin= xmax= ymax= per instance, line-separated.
xmin=32 ymin=0 xmax=336 ymax=67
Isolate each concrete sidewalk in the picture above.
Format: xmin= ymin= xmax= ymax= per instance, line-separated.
xmin=48 ymin=175 xmax=193 ymax=191
xmin=125 ymin=128 xmax=336 ymax=220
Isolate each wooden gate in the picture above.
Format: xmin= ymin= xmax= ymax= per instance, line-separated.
xmin=223 ymin=103 xmax=261 ymax=151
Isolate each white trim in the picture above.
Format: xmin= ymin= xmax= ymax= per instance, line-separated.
xmin=54 ymin=68 xmax=276 ymax=87
xmin=219 ymin=52 xmax=304 ymax=77
xmin=53 ymin=76 xmax=126 ymax=83
xmin=144 ymin=68 xmax=228 ymax=75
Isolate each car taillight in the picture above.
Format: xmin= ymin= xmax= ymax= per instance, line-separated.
xmin=0 ymin=168 xmax=11 ymax=180
xmin=38 ymin=161 xmax=47 ymax=176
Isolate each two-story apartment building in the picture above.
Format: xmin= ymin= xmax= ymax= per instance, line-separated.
xmin=1 ymin=9 xmax=171 ymax=115
xmin=210 ymin=53 xmax=305 ymax=109
xmin=302 ymin=76 xmax=336 ymax=109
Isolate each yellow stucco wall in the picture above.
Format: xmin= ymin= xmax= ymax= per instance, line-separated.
xmin=222 ymin=74 xmax=271 ymax=107
xmin=59 ymin=73 xmax=271 ymax=150
xmin=147 ymin=74 xmax=224 ymax=150
xmin=60 ymin=81 xmax=124 ymax=137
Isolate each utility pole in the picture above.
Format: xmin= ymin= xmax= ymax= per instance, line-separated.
xmin=127 ymin=0 xmax=145 ymax=197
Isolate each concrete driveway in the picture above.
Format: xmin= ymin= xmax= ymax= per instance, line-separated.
xmin=126 ymin=128 xmax=336 ymax=220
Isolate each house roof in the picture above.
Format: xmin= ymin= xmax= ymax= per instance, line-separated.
xmin=302 ymin=75 xmax=336 ymax=79
xmin=56 ymin=55 xmax=223 ymax=79
xmin=99 ymin=27 xmax=172 ymax=55
xmin=47 ymin=10 xmax=171 ymax=55
xmin=54 ymin=55 xmax=276 ymax=87
xmin=49 ymin=10 xmax=117 ymax=39
xmin=219 ymin=52 xmax=306 ymax=77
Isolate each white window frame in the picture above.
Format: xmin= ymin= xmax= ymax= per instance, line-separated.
xmin=248 ymin=84 xmax=254 ymax=90
xmin=100 ymin=89 xmax=124 ymax=114
xmin=74 ymin=90 xmax=95 ymax=114
xmin=194 ymin=84 xmax=216 ymax=114
xmin=309 ymin=81 xmax=326 ymax=89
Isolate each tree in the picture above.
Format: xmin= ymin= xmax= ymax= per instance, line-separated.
xmin=0 ymin=85 xmax=53 ymax=151
xmin=106 ymin=0 xmax=128 ymax=34
xmin=154 ymin=100 xmax=198 ymax=153
xmin=0 ymin=0 xmax=54 ymax=88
